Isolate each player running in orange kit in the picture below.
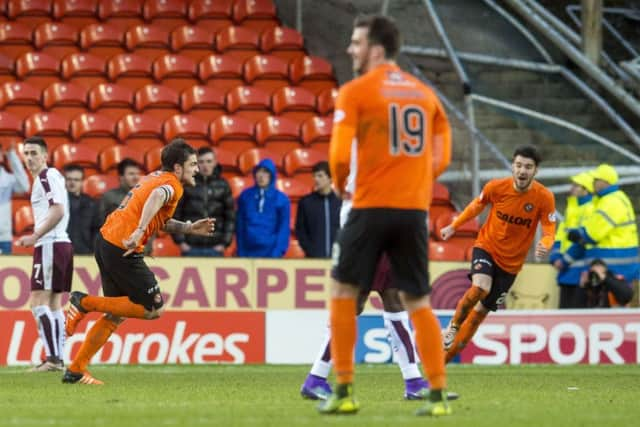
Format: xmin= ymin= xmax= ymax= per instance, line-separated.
xmin=440 ymin=145 xmax=556 ymax=363
xmin=62 ymin=139 xmax=215 ymax=385
xmin=317 ymin=14 xmax=453 ymax=416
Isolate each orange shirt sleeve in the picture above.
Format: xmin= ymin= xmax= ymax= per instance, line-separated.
xmin=538 ymin=190 xmax=557 ymax=249
xmin=431 ymin=96 xmax=452 ymax=179
xmin=451 ymin=182 xmax=492 ymax=229
xmin=329 ymin=82 xmax=358 ymax=194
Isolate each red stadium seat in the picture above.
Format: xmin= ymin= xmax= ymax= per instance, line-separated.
xmin=289 ymin=56 xmax=337 ymax=95
xmin=244 ymin=55 xmax=290 ymax=94
xmin=79 ymin=23 xmax=125 ymax=59
xmin=215 ymin=26 xmax=260 ymax=62
xmin=213 ymin=146 xmax=239 ymax=172
xmin=188 ymin=0 xmax=233 ymax=31
xmin=233 ymin=0 xmax=279 ymax=33
xmin=144 ymin=146 xmax=162 ymax=172
xmin=0 ymin=54 xmax=12 ymax=85
xmin=255 ymin=116 xmax=301 ymax=157
xmin=0 ymin=111 xmax=22 ymax=135
xmin=0 ymin=21 xmax=33 ymax=59
xmin=255 ymin=115 xmax=299 ymax=144
xmin=301 ymin=116 xmax=332 ymax=146
xmin=276 ymin=176 xmax=310 ymax=201
xmin=198 ymin=54 xmax=243 ymax=92
xmin=116 ymin=113 xmax=163 ymax=140
xmin=99 ymin=145 xmax=145 ymax=174
xmin=429 ymin=241 xmax=466 ymax=262
xmin=432 ymin=182 xmax=451 ymax=205
xmin=33 ymin=22 xmax=79 ymax=58
xmin=13 ymin=204 xmax=34 ymax=235
xmin=151 ymin=235 xmax=181 ymax=256
xmin=82 ymin=173 xmax=120 ymax=199
xmin=237 ymin=147 xmax=279 ymax=175
xmin=226 ymin=85 xmax=271 ymax=122
xmin=283 ymin=147 xmax=327 ymax=177
xmin=162 ymin=114 xmax=209 ymax=146
xmin=152 ymin=54 xmax=198 ymax=92
xmin=0 ymin=82 xmax=41 ymax=120
xmin=23 ymin=112 xmax=71 ymax=151
xmin=52 ymin=143 xmax=99 ymax=172
xmin=260 ymin=26 xmax=305 ymax=62
xmin=170 ymin=25 xmax=215 ymax=61
xmin=316 ymin=87 xmax=337 ymax=116
xmin=87 ymin=83 xmax=134 ymax=120
xmin=228 ymin=175 xmax=253 ymax=198
xmin=41 ymin=82 xmax=88 ymax=120
xmin=285 ymin=238 xmax=305 ymax=259
xmin=15 ymin=52 xmax=60 ymax=90
xmin=134 ymin=84 xmax=180 ymax=120
xmin=52 ymin=0 xmax=98 ymax=29
xmin=180 ymin=85 xmax=225 ymax=120
xmin=107 ymin=53 xmax=153 ymax=91
xmin=209 ymin=114 xmax=256 ymax=157
xmin=124 ymin=24 xmax=170 ymax=60
xmin=7 ymin=0 xmax=51 ymax=27
xmin=143 ymin=0 xmax=187 ymax=31
xmin=116 ymin=113 xmax=163 ymax=152
xmin=70 ymin=112 xmax=117 ymax=152
xmin=60 ymin=52 xmax=107 ymax=89
xmin=97 ymin=0 xmax=143 ymax=30
xmin=271 ymin=86 xmax=316 ymax=123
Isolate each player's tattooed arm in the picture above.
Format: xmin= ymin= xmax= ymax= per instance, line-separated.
xmin=163 ymin=219 xmax=193 ymax=234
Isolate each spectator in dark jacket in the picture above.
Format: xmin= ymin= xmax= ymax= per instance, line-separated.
xmin=98 ymin=158 xmax=141 ymax=223
xmin=173 ymin=147 xmax=235 ymax=257
xmin=236 ymin=158 xmax=290 ymax=258
xmin=295 ymin=161 xmax=341 ymax=258
xmin=64 ymin=165 xmax=100 ymax=254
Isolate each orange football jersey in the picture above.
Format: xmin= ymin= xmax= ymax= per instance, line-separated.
xmin=452 ymin=177 xmax=556 ymax=273
xmin=101 ymin=171 xmax=183 ymax=252
xmin=329 ymin=63 xmax=451 ymax=210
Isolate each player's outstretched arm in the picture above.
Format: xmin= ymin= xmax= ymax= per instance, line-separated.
xmin=164 ymin=218 xmax=215 ymax=236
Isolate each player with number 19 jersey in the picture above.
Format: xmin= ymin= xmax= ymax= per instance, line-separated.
xmin=329 ymin=63 xmax=451 ymax=210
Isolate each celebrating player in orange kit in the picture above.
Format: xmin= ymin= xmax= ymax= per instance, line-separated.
xmin=440 ymin=145 xmax=556 ymax=363
xmin=317 ymin=14 xmax=453 ymax=416
xmin=62 ymin=139 xmax=215 ymax=385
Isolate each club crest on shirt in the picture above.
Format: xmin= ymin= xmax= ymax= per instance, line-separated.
xmin=333 ymin=109 xmax=345 ymax=123
xmin=524 ymin=203 xmax=534 ymax=212
xmin=548 ymin=212 xmax=557 ymax=222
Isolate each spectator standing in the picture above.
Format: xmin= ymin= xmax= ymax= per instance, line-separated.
xmin=173 ymin=147 xmax=235 ymax=257
xmin=549 ymin=172 xmax=595 ymax=308
xmin=0 ymin=141 xmax=30 ymax=254
xmin=99 ymin=158 xmax=142 ymax=222
xmin=64 ymin=165 xmax=100 ymax=255
xmin=295 ymin=161 xmax=341 ymax=258
xmin=236 ymin=158 xmax=290 ymax=258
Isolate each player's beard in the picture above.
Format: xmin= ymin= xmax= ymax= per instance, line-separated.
xmin=353 ymin=48 xmax=370 ymax=77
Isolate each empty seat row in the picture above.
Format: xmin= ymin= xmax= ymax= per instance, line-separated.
xmin=1 ymin=0 xmax=279 ymax=32
xmin=1 ymin=23 xmax=304 ymax=62
xmin=0 ymin=51 xmax=337 ymax=94
xmin=0 ymin=110 xmax=333 ymax=149
xmin=0 ymin=82 xmax=338 ymax=121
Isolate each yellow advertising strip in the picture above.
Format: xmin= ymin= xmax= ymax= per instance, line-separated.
xmin=0 ymin=256 xmax=559 ymax=311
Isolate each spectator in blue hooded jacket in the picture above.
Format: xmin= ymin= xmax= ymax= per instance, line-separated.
xmin=236 ymin=158 xmax=290 ymax=257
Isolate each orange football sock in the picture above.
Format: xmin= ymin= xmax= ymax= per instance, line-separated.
xmin=330 ymin=297 xmax=357 ymax=385
xmin=410 ymin=307 xmax=446 ymax=390
xmin=69 ymin=316 xmax=119 ymax=373
xmin=81 ymin=295 xmax=146 ymax=319
xmin=446 ymin=310 xmax=488 ymax=363
xmin=451 ymin=286 xmax=488 ymax=327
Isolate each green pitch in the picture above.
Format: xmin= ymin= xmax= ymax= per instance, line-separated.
xmin=0 ymin=364 xmax=638 ymax=426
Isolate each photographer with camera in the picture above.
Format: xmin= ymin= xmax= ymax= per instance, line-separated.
xmin=581 ymin=259 xmax=633 ymax=308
